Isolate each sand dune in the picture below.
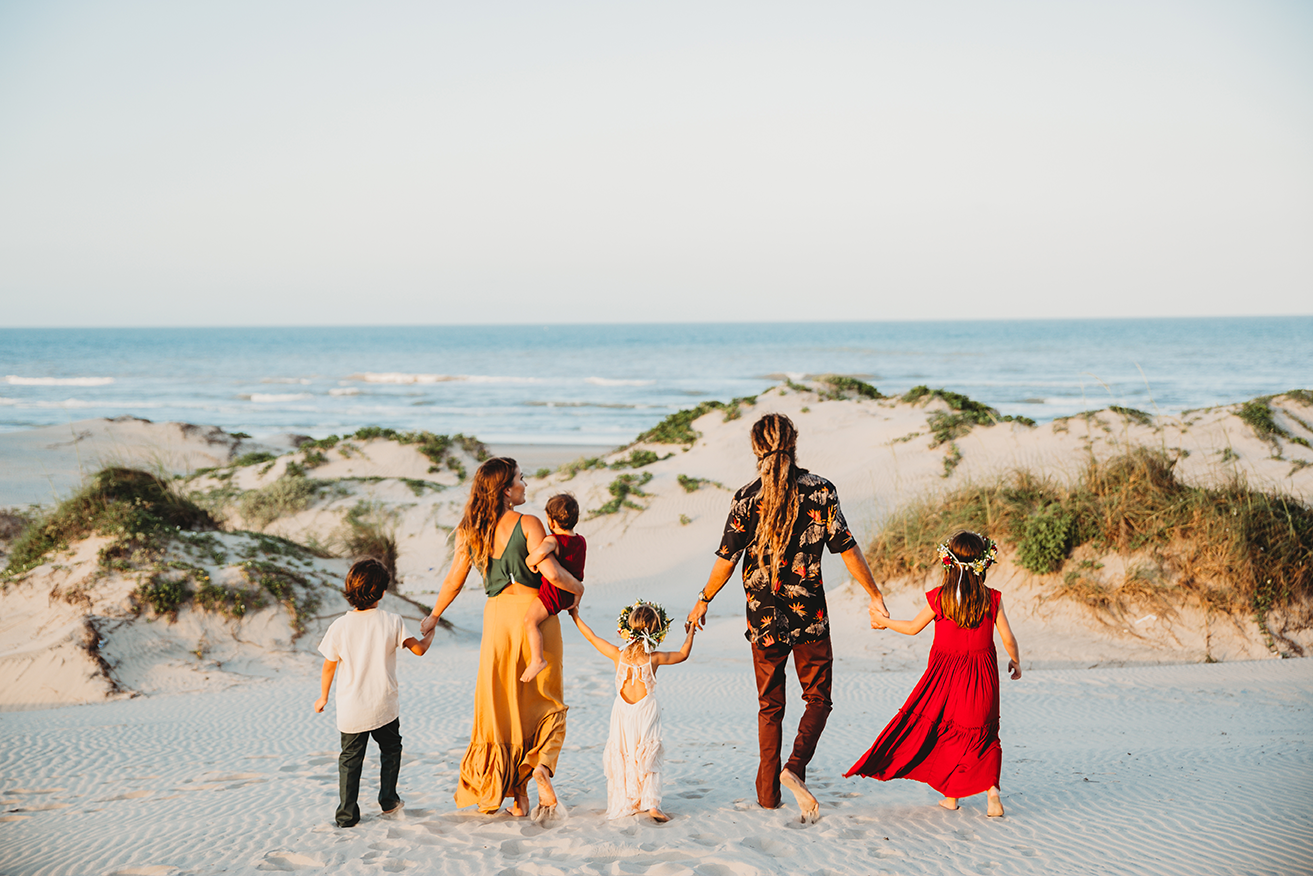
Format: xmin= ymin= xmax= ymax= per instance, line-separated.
xmin=1 ymin=387 xmax=1311 ymax=874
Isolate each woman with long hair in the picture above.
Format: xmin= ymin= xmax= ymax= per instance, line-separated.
xmin=687 ymin=412 xmax=890 ymax=822
xmin=844 ymin=530 xmax=1022 ymax=817
xmin=419 ymin=458 xmax=583 ymax=823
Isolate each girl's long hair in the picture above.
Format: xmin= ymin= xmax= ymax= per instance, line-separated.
xmin=750 ymin=413 xmax=800 ymax=590
xmin=939 ymin=530 xmax=990 ymax=628
xmin=457 ymin=457 xmax=517 ymax=578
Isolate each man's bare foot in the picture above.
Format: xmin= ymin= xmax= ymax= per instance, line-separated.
xmin=532 ymin=764 xmax=558 ymax=808
xmin=987 ymin=788 xmax=1004 ymax=817
xmin=520 ymin=658 xmax=549 ymax=683
xmin=649 ymin=807 xmax=670 ymax=823
xmin=780 ymin=769 xmax=819 ymax=824
xmin=383 ymin=800 xmax=404 ymax=815
xmin=509 ymin=793 xmax=530 ymax=817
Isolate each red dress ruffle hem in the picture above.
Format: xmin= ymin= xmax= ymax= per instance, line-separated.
xmin=845 ymin=587 xmax=1003 ymax=798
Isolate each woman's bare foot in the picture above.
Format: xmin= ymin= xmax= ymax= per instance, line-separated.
xmin=987 ymin=788 xmax=1004 ymax=817
xmin=780 ymin=769 xmax=819 ymax=824
xmin=520 ymin=658 xmax=549 ymax=683
xmin=509 ymin=793 xmax=530 ymax=817
xmin=532 ymin=764 xmax=558 ymax=808
xmin=938 ymin=797 xmax=959 ymax=811
xmin=649 ymin=807 xmax=670 ymax=823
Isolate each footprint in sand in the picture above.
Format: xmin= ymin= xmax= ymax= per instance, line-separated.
xmin=694 ymin=862 xmax=760 ymax=876
xmin=1012 ymin=845 xmax=1039 ymax=858
xmin=258 ymin=851 xmax=324 ymax=871
xmin=104 ymin=790 xmax=154 ymax=801
xmin=741 ymin=836 xmax=794 ymax=857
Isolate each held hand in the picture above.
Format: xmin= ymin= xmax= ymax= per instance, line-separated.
xmin=314 ymin=696 xmax=327 ymax=713
xmin=686 ymin=599 xmax=708 ymax=631
xmin=419 ymin=614 xmax=438 ymax=636
xmin=869 ymin=593 xmax=890 ymax=626
xmin=1008 ymin=660 xmax=1022 ymax=680
xmin=869 ymin=613 xmax=889 ymax=630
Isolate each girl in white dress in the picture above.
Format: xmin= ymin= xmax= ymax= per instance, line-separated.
xmin=569 ymin=601 xmax=696 ymax=822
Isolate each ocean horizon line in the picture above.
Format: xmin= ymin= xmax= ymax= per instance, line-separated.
xmin=2 ymin=314 xmax=1312 ymax=332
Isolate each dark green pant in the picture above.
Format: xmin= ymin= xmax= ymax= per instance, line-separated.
xmin=337 ymin=717 xmax=402 ymax=827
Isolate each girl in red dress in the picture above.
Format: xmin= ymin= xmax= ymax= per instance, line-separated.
xmin=845 ymin=530 xmax=1022 ymax=817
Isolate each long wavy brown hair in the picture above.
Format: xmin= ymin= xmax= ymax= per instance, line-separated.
xmin=938 ymin=530 xmax=991 ymax=629
xmin=750 ymin=413 xmax=800 ymax=590
xmin=457 ymin=457 xmax=518 ymax=578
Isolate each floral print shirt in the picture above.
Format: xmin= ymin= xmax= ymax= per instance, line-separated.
xmin=715 ymin=470 xmax=857 ymax=647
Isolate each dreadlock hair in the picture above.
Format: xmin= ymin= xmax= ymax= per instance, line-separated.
xmin=749 ymin=413 xmax=800 ymax=590
xmin=458 ymin=457 xmax=518 ymax=578
xmin=938 ymin=530 xmax=991 ymax=629
xmin=622 ymin=604 xmax=661 ymax=659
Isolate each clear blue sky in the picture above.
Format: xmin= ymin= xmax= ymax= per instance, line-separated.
xmin=1 ymin=1 xmax=1310 ymax=326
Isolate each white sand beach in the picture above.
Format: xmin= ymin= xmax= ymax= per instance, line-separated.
xmin=2 ymin=386 xmax=1311 ymax=875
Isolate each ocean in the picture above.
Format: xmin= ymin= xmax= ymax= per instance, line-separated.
xmin=1 ymin=318 xmax=1308 ymax=445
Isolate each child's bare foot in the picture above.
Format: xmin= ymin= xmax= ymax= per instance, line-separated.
xmin=938 ymin=797 xmax=959 ymax=811
xmin=987 ymin=788 xmax=1004 ymax=817
xmin=520 ymin=658 xmax=549 ymax=683
xmin=649 ymin=807 xmax=670 ymax=823
xmin=780 ymin=769 xmax=819 ymax=824
xmin=509 ymin=793 xmax=530 ymax=817
xmin=532 ymin=764 xmax=558 ymax=808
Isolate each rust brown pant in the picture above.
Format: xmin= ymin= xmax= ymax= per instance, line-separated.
xmin=752 ymin=636 xmax=834 ymax=809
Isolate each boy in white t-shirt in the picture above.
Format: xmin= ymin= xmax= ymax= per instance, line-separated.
xmin=315 ymin=558 xmax=434 ymax=828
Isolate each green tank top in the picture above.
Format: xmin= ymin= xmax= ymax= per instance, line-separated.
xmin=483 ymin=515 xmax=544 ymax=597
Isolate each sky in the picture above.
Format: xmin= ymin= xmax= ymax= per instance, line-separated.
xmin=1 ymin=1 xmax=1310 ymax=326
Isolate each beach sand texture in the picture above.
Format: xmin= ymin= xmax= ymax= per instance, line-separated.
xmin=2 ymin=385 xmax=1311 ymax=874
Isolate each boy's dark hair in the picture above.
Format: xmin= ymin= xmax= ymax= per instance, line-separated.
xmin=544 ymin=493 xmax=580 ymax=530
xmin=345 ymin=558 xmax=390 ymax=609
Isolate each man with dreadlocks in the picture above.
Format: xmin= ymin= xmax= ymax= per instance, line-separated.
xmin=686 ymin=412 xmax=889 ymax=822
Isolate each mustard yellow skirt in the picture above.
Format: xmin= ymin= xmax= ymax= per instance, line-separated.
xmin=455 ymin=591 xmax=567 ymax=812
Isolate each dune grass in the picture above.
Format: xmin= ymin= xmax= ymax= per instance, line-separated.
xmin=637 ymin=396 xmax=758 ymax=444
xmin=292 ymin=427 xmax=490 ymax=478
xmin=591 ymin=473 xmax=653 ymax=517
xmin=816 ymin=374 xmax=883 ymax=400
xmin=4 ymin=467 xmax=216 ymax=578
xmin=342 ymin=501 xmax=399 ymax=582
xmin=866 ymin=448 xmax=1313 ymax=637
xmin=1237 ymin=395 xmax=1313 ymax=451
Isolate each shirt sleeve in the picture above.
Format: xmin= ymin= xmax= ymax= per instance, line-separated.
xmin=715 ymin=492 xmax=752 ymax=565
xmin=394 ymin=613 xmax=409 ymax=650
xmin=318 ymin=622 xmax=341 ymax=662
xmin=824 ymin=486 xmax=857 ymax=554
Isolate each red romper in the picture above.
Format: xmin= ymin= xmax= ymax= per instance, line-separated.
xmin=537 ymin=533 xmax=586 ymax=615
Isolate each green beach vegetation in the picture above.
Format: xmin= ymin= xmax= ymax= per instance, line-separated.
xmin=591 ymin=472 xmax=653 ymax=517
xmin=865 ymin=447 xmax=1313 ymax=652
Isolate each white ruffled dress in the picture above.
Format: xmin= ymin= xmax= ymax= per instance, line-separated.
xmin=603 ymin=657 xmax=664 ymax=819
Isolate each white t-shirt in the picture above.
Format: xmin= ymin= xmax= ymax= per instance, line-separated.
xmin=318 ymin=608 xmax=411 ymax=734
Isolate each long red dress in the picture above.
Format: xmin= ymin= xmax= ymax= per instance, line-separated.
xmin=845 ymin=587 xmax=1002 ymax=797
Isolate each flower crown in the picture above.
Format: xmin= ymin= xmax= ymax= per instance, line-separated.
xmin=616 ymin=599 xmax=670 ymax=649
xmin=937 ymin=537 xmax=999 ymax=576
